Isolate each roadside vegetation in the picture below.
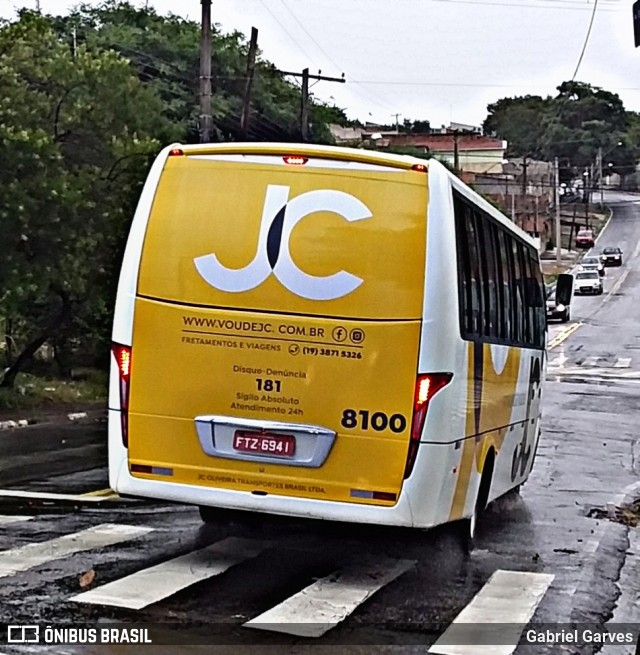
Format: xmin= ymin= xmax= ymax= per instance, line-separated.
xmin=1 ymin=1 xmax=639 ymax=409
xmin=0 ymin=370 xmax=107 ymax=411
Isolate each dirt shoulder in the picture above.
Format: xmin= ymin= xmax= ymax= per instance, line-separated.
xmin=0 ymin=399 xmax=107 ymax=427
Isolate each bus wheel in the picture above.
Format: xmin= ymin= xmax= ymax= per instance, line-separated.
xmin=459 ymin=451 xmax=495 ymax=554
xmin=198 ymin=505 xmax=220 ymax=524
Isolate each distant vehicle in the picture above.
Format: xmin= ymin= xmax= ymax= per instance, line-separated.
xmin=579 ymin=255 xmax=604 ymax=277
xmin=574 ymin=270 xmax=603 ymax=295
xmin=601 ymin=246 xmax=623 ymax=267
xmin=575 ymin=229 xmax=595 ymax=248
xmin=546 ymin=289 xmax=570 ymax=323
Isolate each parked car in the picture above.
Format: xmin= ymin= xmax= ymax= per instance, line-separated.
xmin=580 ymin=255 xmax=605 ymax=276
xmin=546 ymin=289 xmax=570 ymax=322
xmin=601 ymin=246 xmax=623 ymax=267
xmin=574 ymin=270 xmax=603 ymax=295
xmin=575 ymin=229 xmax=595 ymax=248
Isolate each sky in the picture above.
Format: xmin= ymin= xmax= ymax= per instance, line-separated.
xmin=1 ymin=0 xmax=638 ymax=129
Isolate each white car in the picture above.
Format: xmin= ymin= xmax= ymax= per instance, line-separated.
xmin=574 ymin=270 xmax=603 ymax=295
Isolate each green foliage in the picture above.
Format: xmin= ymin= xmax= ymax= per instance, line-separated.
xmin=483 ymin=81 xmax=639 ymax=180
xmin=51 ymin=1 xmax=343 ymax=143
xmin=0 ymin=2 xmax=352 ymax=390
xmin=0 ymin=370 xmax=107 ymax=410
xmin=0 ymin=10 xmax=176 ymax=385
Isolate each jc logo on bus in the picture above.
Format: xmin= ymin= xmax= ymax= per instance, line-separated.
xmin=194 ymin=185 xmax=372 ymax=301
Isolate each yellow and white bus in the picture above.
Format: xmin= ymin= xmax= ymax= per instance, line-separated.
xmin=109 ymin=142 xmax=547 ymax=537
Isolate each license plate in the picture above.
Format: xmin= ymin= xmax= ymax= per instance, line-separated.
xmin=233 ymin=431 xmax=296 ymax=457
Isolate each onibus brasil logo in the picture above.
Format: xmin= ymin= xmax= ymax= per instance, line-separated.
xmin=194 ymin=185 xmax=372 ymax=300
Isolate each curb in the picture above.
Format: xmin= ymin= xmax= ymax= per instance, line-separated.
xmin=609 ymin=481 xmax=640 ymax=516
xmin=0 ymin=410 xmax=98 ymax=432
xmin=0 ymin=419 xmax=33 ymax=430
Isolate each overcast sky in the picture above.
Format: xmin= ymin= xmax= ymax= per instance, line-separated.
xmin=1 ymin=0 xmax=637 ymax=129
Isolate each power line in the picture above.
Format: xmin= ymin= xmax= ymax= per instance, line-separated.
xmin=259 ymin=0 xmax=395 ymax=112
xmin=274 ymin=0 xmax=396 ymax=111
xmin=431 ymin=0 xmax=620 ymax=11
xmin=569 ymin=0 xmax=599 ymax=82
xmin=257 ymin=0 xmax=315 ymax=62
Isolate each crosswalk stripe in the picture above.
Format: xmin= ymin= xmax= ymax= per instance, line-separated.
xmin=0 ymin=516 xmax=33 ymax=525
xmin=428 ymin=570 xmax=554 ymax=655
xmin=582 ymin=356 xmax=600 ymax=367
xmin=245 ymin=557 xmax=415 ymax=638
xmin=0 ymin=524 xmax=153 ymax=578
xmin=613 ymin=357 xmax=632 ymax=368
xmin=70 ymin=537 xmax=268 ymax=610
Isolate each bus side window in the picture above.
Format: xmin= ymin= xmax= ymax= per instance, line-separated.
xmin=466 ymin=204 xmax=483 ymax=336
xmin=497 ymin=228 xmax=511 ymax=342
xmin=511 ymin=239 xmax=525 ymax=344
xmin=454 ymin=195 xmax=474 ymax=336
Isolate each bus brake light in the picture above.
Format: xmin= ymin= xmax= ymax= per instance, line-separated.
xmin=112 ymin=343 xmax=132 ymax=447
xmin=283 ymin=155 xmax=308 ymax=165
xmin=405 ymin=372 xmax=453 ymax=478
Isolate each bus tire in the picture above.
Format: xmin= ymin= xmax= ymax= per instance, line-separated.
xmin=198 ymin=505 xmax=221 ymax=524
xmin=458 ymin=450 xmax=495 ymax=554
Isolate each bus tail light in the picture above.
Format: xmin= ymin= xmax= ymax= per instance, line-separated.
xmin=112 ymin=343 xmax=132 ymax=447
xmin=405 ymin=372 xmax=453 ymax=478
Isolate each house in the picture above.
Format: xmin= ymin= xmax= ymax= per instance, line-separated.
xmin=383 ymin=133 xmax=507 ymax=174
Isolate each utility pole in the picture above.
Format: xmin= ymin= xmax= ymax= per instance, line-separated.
xmin=521 ymin=156 xmax=529 ymax=196
xmin=391 ymin=113 xmax=401 ymax=134
xmin=240 ymin=27 xmax=258 ymax=139
xmin=598 ymin=146 xmax=604 ymax=206
xmin=278 ymin=69 xmax=346 ymax=141
xmin=520 ymin=155 xmax=529 ymax=228
xmin=453 ymin=130 xmax=460 ymax=173
xmin=555 ymin=157 xmax=561 ymax=266
xmin=199 ymin=0 xmax=213 ymax=144
xmin=301 ymin=68 xmax=310 ymax=142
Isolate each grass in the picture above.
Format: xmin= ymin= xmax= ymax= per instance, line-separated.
xmin=616 ymin=500 xmax=640 ymax=528
xmin=0 ymin=369 xmax=108 ymax=411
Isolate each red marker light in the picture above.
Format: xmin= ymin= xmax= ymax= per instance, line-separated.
xmin=169 ymin=148 xmax=184 ymax=157
xmin=412 ymin=163 xmax=428 ymax=172
xmin=283 ymin=155 xmax=308 ymax=165
xmin=405 ymin=372 xmax=453 ymax=478
xmin=112 ymin=343 xmax=132 ymax=447
xmin=114 ymin=345 xmax=131 ymax=382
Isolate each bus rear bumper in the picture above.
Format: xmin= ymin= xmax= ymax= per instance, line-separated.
xmin=109 ymin=414 xmax=417 ymax=528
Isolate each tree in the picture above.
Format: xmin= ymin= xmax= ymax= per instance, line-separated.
xmin=483 ymin=95 xmax=553 ymax=158
xmin=52 ymin=1 xmax=341 ymax=143
xmin=0 ymin=11 xmax=177 ymax=387
xmin=483 ymin=82 xmax=639 ymax=181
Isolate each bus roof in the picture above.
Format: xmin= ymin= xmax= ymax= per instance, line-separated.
xmin=166 ymin=142 xmax=430 ymax=172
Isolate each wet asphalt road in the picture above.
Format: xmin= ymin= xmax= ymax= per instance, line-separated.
xmin=0 ymin=191 xmax=639 ymax=654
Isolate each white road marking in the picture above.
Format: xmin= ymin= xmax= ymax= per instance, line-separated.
xmin=547 ymin=322 xmax=582 ymax=349
xmin=245 ymin=557 xmax=415 ymax=638
xmin=613 ymin=357 xmax=631 ymax=368
xmin=0 ymin=524 xmax=153 ymax=578
xmin=0 ymin=489 xmax=118 ymax=503
xmin=428 ymin=570 xmax=554 ymax=655
xmin=548 ymin=354 xmax=568 ymax=367
xmin=70 ymin=537 xmax=268 ymax=610
xmin=0 ymin=516 xmax=33 ymax=525
xmin=582 ymin=356 xmax=601 ymax=367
